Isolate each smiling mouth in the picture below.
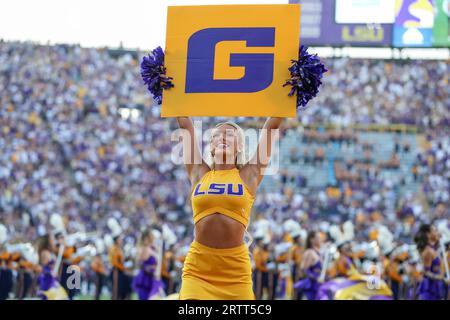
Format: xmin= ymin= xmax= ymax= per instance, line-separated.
xmin=217 ymin=143 xmax=229 ymax=148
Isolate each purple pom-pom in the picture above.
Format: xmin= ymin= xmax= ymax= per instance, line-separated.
xmin=283 ymin=45 xmax=327 ymax=109
xmin=140 ymin=46 xmax=174 ymax=104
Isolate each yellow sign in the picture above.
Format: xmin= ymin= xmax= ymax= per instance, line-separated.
xmin=162 ymin=4 xmax=300 ymax=118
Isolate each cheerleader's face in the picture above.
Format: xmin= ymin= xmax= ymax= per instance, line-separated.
xmin=428 ymin=225 xmax=440 ymax=243
xmin=146 ymin=234 xmax=153 ymax=245
xmin=211 ymin=124 xmax=240 ymax=163
xmin=311 ymin=232 xmax=322 ymax=247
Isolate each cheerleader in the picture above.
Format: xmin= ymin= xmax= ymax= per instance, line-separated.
xmin=36 ymin=234 xmax=68 ymax=300
xmin=177 ymin=117 xmax=283 ymax=300
xmin=132 ymin=230 xmax=157 ymax=300
xmin=414 ymin=224 xmax=448 ymax=300
xmin=294 ymin=231 xmax=323 ymax=300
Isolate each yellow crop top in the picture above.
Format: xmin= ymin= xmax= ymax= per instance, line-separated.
xmin=191 ymin=168 xmax=255 ymax=227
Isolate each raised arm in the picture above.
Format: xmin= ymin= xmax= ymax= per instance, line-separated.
xmin=176 ymin=117 xmax=210 ymax=185
xmin=241 ymin=117 xmax=284 ymax=194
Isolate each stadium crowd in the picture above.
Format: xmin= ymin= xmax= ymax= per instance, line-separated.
xmin=0 ymin=41 xmax=449 ymax=300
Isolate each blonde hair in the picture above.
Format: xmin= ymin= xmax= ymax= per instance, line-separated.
xmin=209 ymin=121 xmax=247 ymax=170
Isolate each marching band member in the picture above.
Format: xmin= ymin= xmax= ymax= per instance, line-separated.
xmin=445 ymin=241 xmax=450 ymax=300
xmin=91 ymin=253 xmax=107 ymax=300
xmin=91 ymin=253 xmax=106 ymax=299
xmin=374 ymin=225 xmax=396 ymax=283
xmin=289 ymin=229 xmax=305 ymax=300
xmin=0 ymin=252 xmax=13 ymax=300
xmin=156 ymin=224 xmax=178 ymax=297
xmin=274 ymin=242 xmax=292 ymax=299
xmin=283 ymin=219 xmax=305 ymax=299
xmin=386 ymin=245 xmax=408 ymax=300
xmin=16 ymin=244 xmax=38 ymax=299
xmin=252 ymin=216 xmax=272 ymax=300
xmin=49 ymin=213 xmax=80 ymax=299
xmin=294 ymin=230 xmax=323 ymax=300
xmin=122 ymin=241 xmax=135 ymax=300
xmin=437 ymin=220 xmax=450 ymax=299
xmin=55 ymin=232 xmax=81 ymax=299
xmin=329 ymin=221 xmax=356 ymax=277
xmin=171 ymin=245 xmax=189 ymax=296
xmin=132 ymin=229 xmax=157 ymax=300
xmin=89 ymin=237 xmax=107 ymax=300
xmin=161 ymin=246 xmax=175 ymax=295
xmin=414 ymin=224 xmax=447 ymax=300
xmin=406 ymin=246 xmax=422 ymax=300
xmin=0 ymin=224 xmax=13 ymax=300
xmin=252 ymin=234 xmax=270 ymax=300
xmin=177 ymin=117 xmax=283 ymax=300
xmin=335 ymin=241 xmax=356 ymax=277
xmin=107 ymin=218 xmax=127 ymax=300
xmin=266 ymin=243 xmax=279 ymax=300
xmin=16 ymin=255 xmax=32 ymax=299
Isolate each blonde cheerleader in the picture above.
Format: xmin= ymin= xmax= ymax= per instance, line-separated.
xmin=177 ymin=117 xmax=283 ymax=300
xmin=140 ymin=44 xmax=326 ymax=300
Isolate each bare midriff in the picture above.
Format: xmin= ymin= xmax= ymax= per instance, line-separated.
xmin=195 ymin=213 xmax=245 ymax=249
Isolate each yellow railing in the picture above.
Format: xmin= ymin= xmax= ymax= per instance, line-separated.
xmin=300 ymin=123 xmax=418 ymax=133
xmin=245 ymin=120 xmax=419 ymax=134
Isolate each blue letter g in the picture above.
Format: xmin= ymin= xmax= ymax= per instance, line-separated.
xmin=185 ymin=27 xmax=275 ymax=93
